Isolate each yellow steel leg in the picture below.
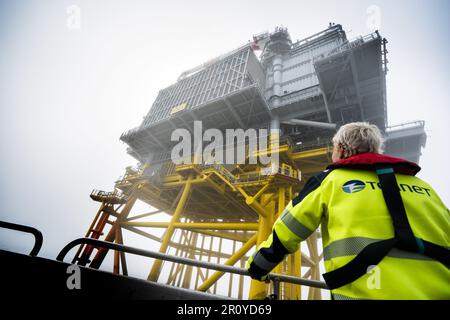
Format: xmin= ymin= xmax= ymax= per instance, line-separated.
xmin=285 ymin=255 xmax=293 ymax=299
xmin=148 ymin=176 xmax=193 ymax=281
xmin=213 ymin=237 xmax=223 ymax=294
xmin=238 ymin=258 xmax=245 ymax=299
xmin=277 ymin=187 xmax=285 ymax=219
xmin=273 ymin=187 xmax=285 ymax=276
xmin=228 ymin=237 xmax=237 ymax=297
xmin=249 ymin=194 xmax=274 ymax=300
xmin=182 ymin=231 xmax=198 ymax=289
xmin=285 ymin=251 xmax=301 ymax=299
xmin=307 ymin=232 xmax=321 ymax=300
xmin=293 ymin=249 xmax=301 ymax=299
xmin=194 ymin=234 xmax=206 ymax=289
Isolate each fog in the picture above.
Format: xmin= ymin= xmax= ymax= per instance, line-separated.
xmin=1 ymin=0 xmax=448 ymax=299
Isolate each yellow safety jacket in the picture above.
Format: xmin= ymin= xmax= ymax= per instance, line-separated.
xmin=247 ymin=153 xmax=450 ymax=300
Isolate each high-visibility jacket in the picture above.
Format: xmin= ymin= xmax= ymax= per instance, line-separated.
xmin=247 ymin=153 xmax=450 ymax=300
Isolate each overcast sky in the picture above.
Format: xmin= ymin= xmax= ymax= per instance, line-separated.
xmin=0 ymin=0 xmax=449 ymax=299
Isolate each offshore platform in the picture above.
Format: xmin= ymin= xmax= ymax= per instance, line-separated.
xmin=71 ymin=24 xmax=426 ymax=299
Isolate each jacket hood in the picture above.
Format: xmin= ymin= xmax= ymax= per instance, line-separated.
xmin=327 ymin=152 xmax=421 ymax=176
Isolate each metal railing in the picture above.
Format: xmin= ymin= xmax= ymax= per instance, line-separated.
xmin=57 ymin=238 xmax=328 ymax=298
xmin=291 ymin=24 xmax=344 ymax=50
xmin=0 ymin=220 xmax=43 ymax=256
xmin=291 ymin=138 xmax=332 ymax=153
xmin=314 ymin=31 xmax=381 ymax=63
xmin=90 ymin=189 xmax=126 ymax=199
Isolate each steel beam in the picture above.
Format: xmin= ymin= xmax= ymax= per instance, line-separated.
xmin=197 ymin=233 xmax=258 ymax=292
xmin=123 ymin=221 xmax=259 ymax=231
xmin=148 ymin=176 xmax=193 ymax=281
xmin=281 ymin=119 xmax=336 ymax=130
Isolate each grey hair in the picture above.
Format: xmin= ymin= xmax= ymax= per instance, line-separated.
xmin=332 ymin=122 xmax=384 ymax=158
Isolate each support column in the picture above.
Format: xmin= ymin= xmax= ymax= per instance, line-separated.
xmin=182 ymin=231 xmax=198 ymax=289
xmin=249 ymin=194 xmax=274 ymax=299
xmin=271 ymin=55 xmax=283 ymax=108
xmin=228 ymin=236 xmax=237 ymax=297
xmin=194 ymin=234 xmax=206 ymax=289
xmin=293 ymin=249 xmax=301 ymax=299
xmin=270 ymin=116 xmax=280 ymax=150
xmin=307 ymin=232 xmax=322 ymax=300
xmin=285 ymin=252 xmax=301 ymax=299
xmin=274 ymin=187 xmax=285 ymax=276
xmin=148 ymin=176 xmax=193 ymax=281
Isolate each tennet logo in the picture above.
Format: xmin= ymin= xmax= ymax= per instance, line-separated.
xmin=342 ymin=180 xmax=366 ymax=193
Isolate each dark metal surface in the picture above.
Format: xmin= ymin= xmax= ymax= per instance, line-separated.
xmin=57 ymin=237 xmax=329 ymax=289
xmin=1 ymin=249 xmax=226 ymax=299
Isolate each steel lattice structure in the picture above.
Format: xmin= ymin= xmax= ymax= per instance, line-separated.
xmin=74 ymin=24 xmax=426 ymax=299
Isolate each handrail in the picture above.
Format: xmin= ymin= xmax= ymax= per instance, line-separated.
xmin=314 ymin=31 xmax=381 ymax=63
xmin=0 ymin=220 xmax=43 ymax=256
xmin=57 ymin=237 xmax=328 ymax=290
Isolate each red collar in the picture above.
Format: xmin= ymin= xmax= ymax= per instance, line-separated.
xmin=327 ymin=153 xmax=421 ymax=176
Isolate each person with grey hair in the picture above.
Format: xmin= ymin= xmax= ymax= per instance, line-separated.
xmin=331 ymin=122 xmax=383 ymax=161
xmin=247 ymin=122 xmax=450 ymax=300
